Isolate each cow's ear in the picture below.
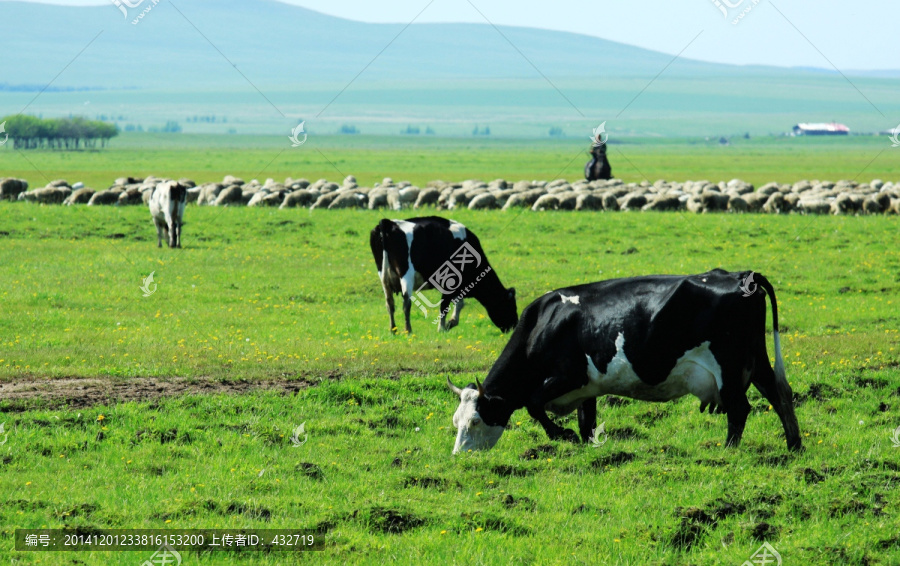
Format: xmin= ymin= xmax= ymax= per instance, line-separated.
xmin=508 ymin=288 xmax=516 ymax=299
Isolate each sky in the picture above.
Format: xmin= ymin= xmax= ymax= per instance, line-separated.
xmin=6 ymin=0 xmax=898 ymax=71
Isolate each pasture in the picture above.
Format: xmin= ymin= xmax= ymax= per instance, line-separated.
xmin=1 ymin=202 xmax=899 ymax=565
xmin=1 ymin=132 xmax=899 ymax=191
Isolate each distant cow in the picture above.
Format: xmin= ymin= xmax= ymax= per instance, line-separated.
xmin=585 ymin=143 xmax=612 ymax=181
xmin=149 ymin=181 xmax=187 ymax=248
xmin=448 ymin=270 xmax=801 ymax=454
xmin=370 ymin=216 xmax=518 ymax=333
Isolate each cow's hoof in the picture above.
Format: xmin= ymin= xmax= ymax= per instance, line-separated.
xmin=551 ymin=429 xmax=579 ymax=443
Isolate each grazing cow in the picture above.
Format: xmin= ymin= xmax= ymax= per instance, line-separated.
xmin=370 ymin=216 xmax=518 ymax=333
xmin=448 ymin=269 xmax=801 ymax=454
xmin=585 ymin=144 xmax=612 ymax=181
xmin=149 ymin=181 xmax=187 ymax=248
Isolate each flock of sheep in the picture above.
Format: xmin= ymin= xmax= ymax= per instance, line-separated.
xmin=4 ymin=174 xmax=900 ymax=215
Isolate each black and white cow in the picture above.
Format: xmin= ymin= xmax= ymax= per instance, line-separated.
xmin=370 ymin=216 xmax=518 ymax=333
xmin=149 ymin=181 xmax=187 ymax=248
xmin=448 ymin=269 xmax=802 ymax=453
xmin=585 ymin=143 xmax=612 ymax=181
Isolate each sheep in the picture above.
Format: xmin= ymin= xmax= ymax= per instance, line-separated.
xmin=700 ymin=191 xmax=730 ymax=212
xmin=531 ymin=194 xmax=559 ymax=211
xmin=310 ymin=191 xmax=340 ymax=210
xmin=195 ymin=183 xmax=223 ymax=206
xmin=575 ymin=193 xmax=603 ymax=211
xmin=398 ymin=186 xmax=420 ymax=206
xmin=796 ymin=198 xmax=831 ymax=215
xmin=64 ymin=188 xmax=95 ymax=205
xmin=557 ymin=193 xmax=579 ymax=210
xmin=642 ymin=195 xmax=683 ymax=212
xmin=280 ymin=189 xmax=317 ymax=209
xmin=328 ymin=192 xmax=367 ymax=209
xmin=414 ymin=188 xmax=442 ymax=209
xmin=213 ymin=185 xmax=244 ymax=206
xmin=618 ymin=193 xmax=648 ymax=211
xmin=0 ymin=178 xmax=28 ymax=200
xmin=87 ymin=190 xmax=122 ymax=206
xmin=18 ymin=186 xmax=71 ymax=204
xmin=468 ymin=193 xmax=498 ymax=210
xmin=118 ymin=188 xmax=144 ymax=205
xmin=727 ymin=196 xmax=749 ymax=213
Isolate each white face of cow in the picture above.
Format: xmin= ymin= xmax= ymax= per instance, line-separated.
xmin=451 ymin=388 xmax=505 ymax=454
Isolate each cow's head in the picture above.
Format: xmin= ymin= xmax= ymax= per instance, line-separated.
xmin=447 ymin=377 xmax=507 ymax=454
xmin=489 ymin=288 xmax=518 ymax=333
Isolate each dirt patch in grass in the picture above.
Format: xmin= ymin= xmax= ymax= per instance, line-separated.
xmin=795 ymin=382 xmax=841 ymax=404
xmin=295 ymin=462 xmax=324 ymax=480
xmin=670 ymin=507 xmax=717 ymax=549
xmin=359 ymin=506 xmax=426 ymax=534
xmin=491 ymin=464 xmax=533 ymax=478
xmin=608 ymin=426 xmax=647 ymax=440
xmin=520 ymin=444 xmax=557 ymax=460
xmin=749 ymin=521 xmax=779 ymax=541
xmin=501 ymin=494 xmax=535 ymax=511
xmin=402 ymin=476 xmax=459 ymax=491
xmin=0 ymin=377 xmax=315 ymax=410
xmin=591 ymin=451 xmax=636 ymax=469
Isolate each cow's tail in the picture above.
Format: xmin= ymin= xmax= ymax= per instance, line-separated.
xmin=376 ymin=219 xmax=393 ymax=281
xmin=755 ymin=273 xmax=786 ymax=386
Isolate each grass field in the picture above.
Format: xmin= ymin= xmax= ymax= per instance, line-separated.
xmin=1 ymin=204 xmax=899 ymax=564
xmin=2 ymin=133 xmax=899 ymax=191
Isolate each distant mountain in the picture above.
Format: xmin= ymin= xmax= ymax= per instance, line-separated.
xmin=0 ymin=0 xmax=863 ymax=90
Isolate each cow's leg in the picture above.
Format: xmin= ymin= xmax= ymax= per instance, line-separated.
xmin=719 ymin=367 xmax=752 ymax=448
xmin=167 ymin=218 xmax=177 ymax=248
xmin=439 ymin=296 xmax=463 ymax=331
xmin=401 ymin=292 xmax=412 ymax=333
xmin=752 ymin=358 xmax=802 ymax=451
xmin=174 ymin=219 xmax=182 ymax=248
xmin=383 ymin=288 xmax=397 ymax=332
xmin=577 ymin=397 xmax=597 ymax=443
xmin=525 ymin=372 xmax=586 ymax=443
xmin=526 ymin=404 xmax=578 ymax=442
xmin=448 ymin=298 xmax=464 ymax=330
xmin=154 ymin=218 xmax=164 ymax=248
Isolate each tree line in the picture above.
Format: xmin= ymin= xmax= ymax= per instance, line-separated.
xmin=1 ymin=115 xmax=119 ymax=150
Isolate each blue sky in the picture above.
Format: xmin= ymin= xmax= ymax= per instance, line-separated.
xmin=7 ymin=0 xmax=897 ymax=70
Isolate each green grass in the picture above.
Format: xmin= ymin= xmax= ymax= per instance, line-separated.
xmin=1 ymin=133 xmax=898 ymax=191
xmin=1 ymin=206 xmax=899 ymax=564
